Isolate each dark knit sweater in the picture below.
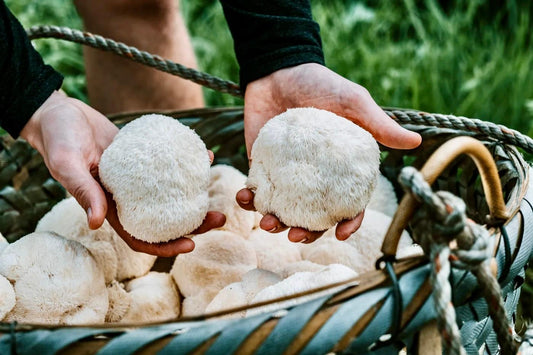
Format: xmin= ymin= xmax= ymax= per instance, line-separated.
xmin=0 ymin=0 xmax=324 ymax=137
xmin=0 ymin=0 xmax=63 ymax=137
xmin=220 ymin=0 xmax=325 ymax=89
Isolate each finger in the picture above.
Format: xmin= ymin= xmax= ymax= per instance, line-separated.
xmin=335 ymin=211 xmax=365 ymax=241
xmin=208 ymin=150 xmax=214 ymax=164
xmin=236 ymin=188 xmax=256 ymax=211
xmin=259 ymin=214 xmax=288 ymax=233
xmin=55 ymin=163 xmax=108 ymax=229
xmin=105 ymin=193 xmax=195 ymax=257
xmin=190 ymin=211 xmax=226 ymax=234
xmin=288 ymin=228 xmax=325 ymax=243
xmin=344 ymin=90 xmax=422 ymax=150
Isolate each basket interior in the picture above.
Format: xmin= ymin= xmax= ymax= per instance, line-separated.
xmin=0 ymin=107 xmax=527 ymax=242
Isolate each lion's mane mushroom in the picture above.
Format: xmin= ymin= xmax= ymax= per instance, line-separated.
xmin=208 ymin=164 xmax=256 ymax=236
xmin=299 ymin=209 xmax=412 ymax=273
xmin=120 ymin=272 xmax=181 ymax=323
xmin=247 ymin=228 xmax=302 ymax=274
xmin=0 ymin=232 xmax=7 ymax=255
xmin=105 ymin=281 xmax=131 ymax=323
xmin=278 ymin=260 xmax=325 ymax=279
xmin=205 ymin=268 xmax=281 ymax=317
xmin=99 ymin=114 xmax=211 ymax=243
xmin=171 ymin=230 xmax=257 ymax=315
xmin=246 ymin=107 xmax=380 ymax=231
xmin=36 ymin=197 xmax=157 ymax=282
xmin=247 ymin=264 xmax=357 ymax=316
xmin=0 ymin=274 xmax=15 ymax=320
xmin=367 ymin=174 xmax=399 ymax=217
xmin=0 ymin=232 xmax=108 ymax=324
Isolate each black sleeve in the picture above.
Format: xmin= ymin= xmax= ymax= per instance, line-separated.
xmin=0 ymin=0 xmax=63 ymax=137
xmin=219 ymin=0 xmax=325 ymax=90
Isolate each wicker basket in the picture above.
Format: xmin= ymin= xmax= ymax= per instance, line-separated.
xmin=0 ymin=106 xmax=532 ymax=354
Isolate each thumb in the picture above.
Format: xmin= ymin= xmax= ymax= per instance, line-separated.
xmin=344 ymin=90 xmax=422 ymax=149
xmin=58 ymin=166 xmax=108 ymax=229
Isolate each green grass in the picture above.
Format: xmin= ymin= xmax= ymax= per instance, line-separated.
xmin=7 ymin=0 xmax=533 ymax=133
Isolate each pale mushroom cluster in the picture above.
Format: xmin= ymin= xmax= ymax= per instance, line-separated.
xmin=99 ymin=114 xmax=212 ymax=243
xmin=0 ymin=110 xmax=419 ymax=324
xmin=247 ymin=107 xmax=381 ymax=231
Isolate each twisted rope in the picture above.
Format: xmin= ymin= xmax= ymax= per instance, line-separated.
xmin=27 ymin=25 xmax=533 ymax=155
xmin=26 ymin=25 xmax=242 ymax=97
xmin=399 ymin=166 xmax=518 ymax=355
xmin=387 ymin=109 xmax=533 ymax=155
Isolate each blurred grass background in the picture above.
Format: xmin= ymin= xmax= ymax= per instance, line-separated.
xmin=6 ymin=0 xmax=533 ymax=326
xmin=7 ymin=0 xmax=533 ymax=134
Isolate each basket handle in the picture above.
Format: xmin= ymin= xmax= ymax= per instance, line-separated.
xmin=380 ymin=136 xmax=509 ymax=258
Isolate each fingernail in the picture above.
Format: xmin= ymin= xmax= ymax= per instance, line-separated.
xmin=87 ymin=207 xmax=92 ymax=225
xmin=241 ymin=199 xmax=250 ymax=205
xmin=267 ymin=226 xmax=278 ymax=233
xmin=300 ymin=238 xmax=308 ymax=243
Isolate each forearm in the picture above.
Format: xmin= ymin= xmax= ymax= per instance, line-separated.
xmin=219 ymin=0 xmax=325 ymax=90
xmin=0 ymin=0 xmax=63 ymax=137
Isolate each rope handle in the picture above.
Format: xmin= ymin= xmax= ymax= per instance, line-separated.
xmin=381 ymin=136 xmax=509 ymax=258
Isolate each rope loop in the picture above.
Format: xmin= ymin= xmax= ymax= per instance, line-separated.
xmin=398 ymin=166 xmax=518 ymax=355
xmin=400 ymin=167 xmax=467 ymax=247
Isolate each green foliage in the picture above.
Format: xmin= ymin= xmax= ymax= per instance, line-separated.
xmin=6 ymin=0 xmax=86 ymax=101
xmin=312 ymin=0 xmax=533 ymax=133
xmin=6 ymin=0 xmax=533 ymax=133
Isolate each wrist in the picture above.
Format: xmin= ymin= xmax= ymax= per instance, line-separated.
xmin=20 ymin=90 xmax=67 ymax=147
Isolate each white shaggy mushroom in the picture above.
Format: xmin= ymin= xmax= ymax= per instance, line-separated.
xmin=204 ymin=283 xmax=246 ymax=316
xmin=278 ymin=260 xmax=326 ymax=279
xmin=298 ymin=236 xmax=361 ymax=273
xmin=208 ymin=164 xmax=256 ymax=236
xmin=246 ymin=107 xmax=380 ymax=231
xmin=171 ymin=230 xmax=257 ymax=306
xmin=247 ymin=229 xmax=302 ymax=274
xmin=181 ymin=291 xmax=216 ymax=317
xmin=0 ymin=232 xmax=108 ymax=324
xmin=0 ymin=232 xmax=7 ymax=255
xmin=120 ymin=272 xmax=180 ymax=323
xmin=99 ymin=114 xmax=211 ymax=243
xmin=205 ymin=268 xmax=281 ymax=317
xmin=247 ymin=264 xmax=357 ymax=317
xmin=0 ymin=274 xmax=15 ymax=320
xmin=367 ymin=174 xmax=399 ymax=217
xmin=36 ymin=197 xmax=156 ymax=282
xmin=105 ymin=281 xmax=131 ymax=323
xmin=299 ymin=209 xmax=412 ymax=274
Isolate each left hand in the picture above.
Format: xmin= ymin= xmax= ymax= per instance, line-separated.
xmin=236 ymin=63 xmax=422 ymax=242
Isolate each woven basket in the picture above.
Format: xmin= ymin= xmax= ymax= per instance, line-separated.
xmin=0 ymin=106 xmax=532 ymax=354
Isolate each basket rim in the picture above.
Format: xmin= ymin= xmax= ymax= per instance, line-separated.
xmin=0 ymin=107 xmax=530 ymax=337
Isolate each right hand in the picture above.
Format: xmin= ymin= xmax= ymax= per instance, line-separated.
xmin=20 ymin=90 xmax=225 ymax=256
xmin=237 ymin=63 xmax=421 ymax=243
xmin=20 ymin=90 xmax=118 ymax=230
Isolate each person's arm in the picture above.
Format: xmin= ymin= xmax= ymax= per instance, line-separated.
xmin=1 ymin=1 xmax=225 ymax=256
xmin=220 ymin=1 xmax=422 ymax=242
xmin=0 ymin=0 xmax=63 ymax=137
xmin=219 ymin=0 xmax=325 ymax=90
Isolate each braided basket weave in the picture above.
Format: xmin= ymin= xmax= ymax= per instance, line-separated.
xmin=0 ymin=106 xmax=532 ymax=354
xmin=0 ymin=25 xmax=531 ymax=354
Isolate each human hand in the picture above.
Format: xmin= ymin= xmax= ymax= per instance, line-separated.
xmin=237 ymin=63 xmax=422 ymax=241
xmin=20 ymin=90 xmax=118 ymax=229
xmin=21 ymin=90 xmax=225 ymax=256
xmin=236 ymin=188 xmax=365 ymax=243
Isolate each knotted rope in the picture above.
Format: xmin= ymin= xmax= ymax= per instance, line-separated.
xmin=399 ymin=166 xmax=518 ymax=355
